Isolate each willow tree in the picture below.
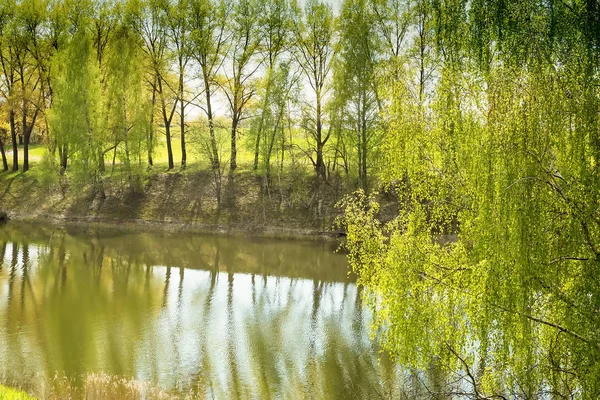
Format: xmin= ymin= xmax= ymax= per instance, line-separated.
xmin=105 ymin=6 xmax=151 ymax=186
xmin=340 ymin=0 xmax=600 ymax=398
xmin=48 ymin=0 xmax=105 ymax=193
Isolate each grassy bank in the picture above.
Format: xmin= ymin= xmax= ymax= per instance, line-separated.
xmin=0 ymin=156 xmax=373 ymax=239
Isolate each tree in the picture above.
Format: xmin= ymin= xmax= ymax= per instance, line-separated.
xmin=335 ymin=0 xmax=381 ymax=191
xmin=222 ymin=0 xmax=261 ymax=171
xmin=339 ymin=0 xmax=600 ymax=397
xmin=48 ymin=0 xmax=105 ymax=193
xmin=18 ymin=0 xmax=48 ymax=172
xmin=129 ymin=0 xmax=176 ymax=169
xmin=252 ymin=0 xmax=290 ymax=171
xmin=162 ymin=0 xmax=191 ymax=168
xmin=259 ymin=61 xmax=300 ymax=178
xmin=0 ymin=2 xmax=20 ymax=172
xmin=189 ymin=0 xmax=228 ymax=170
xmin=292 ymin=0 xmax=335 ymax=180
xmin=91 ymin=0 xmax=117 ymax=171
xmin=105 ymin=3 xmax=151 ymax=186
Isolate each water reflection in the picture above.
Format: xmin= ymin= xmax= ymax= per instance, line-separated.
xmin=0 ymin=223 xmax=408 ymax=399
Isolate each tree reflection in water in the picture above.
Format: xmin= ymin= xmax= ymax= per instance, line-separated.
xmin=0 ymin=223 xmax=457 ymax=399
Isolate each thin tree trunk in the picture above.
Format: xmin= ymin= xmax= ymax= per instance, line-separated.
xmin=123 ymin=95 xmax=131 ymax=182
xmin=418 ymin=15 xmax=426 ymax=107
xmin=22 ymin=110 xmax=39 ymax=173
xmin=180 ymin=66 xmax=186 ymax=168
xmin=23 ymin=126 xmax=30 ymax=172
xmin=266 ymin=104 xmax=286 ymax=178
xmin=0 ymin=134 xmax=7 ymax=171
xmin=60 ymin=143 xmax=68 ymax=172
xmin=9 ymin=109 xmax=17 ymax=172
xmin=165 ymin=122 xmax=173 ymax=170
xmin=356 ymin=94 xmax=363 ymax=189
xmin=22 ymin=105 xmax=29 ymax=172
xmin=253 ymin=74 xmax=273 ymax=171
xmin=230 ymin=118 xmax=238 ymax=171
xmin=204 ymin=74 xmax=219 ymax=170
xmin=148 ymin=82 xmax=157 ymax=167
xmin=158 ymin=78 xmax=174 ymax=170
xmin=280 ymin=124 xmax=285 ymax=174
xmin=98 ymin=148 xmax=105 ymax=172
xmin=361 ymin=93 xmax=368 ymax=192
xmin=315 ymin=91 xmax=326 ymax=180
xmin=253 ymin=131 xmax=261 ymax=170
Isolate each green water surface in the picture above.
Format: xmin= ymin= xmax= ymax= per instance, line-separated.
xmin=0 ymin=223 xmax=401 ymax=398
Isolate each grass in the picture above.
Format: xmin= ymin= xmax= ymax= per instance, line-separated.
xmin=3 ymin=143 xmax=47 ymax=162
xmin=1 ymin=373 xmax=203 ymax=400
xmin=0 ymin=385 xmax=36 ymax=400
xmin=2 ymin=128 xmax=317 ymax=176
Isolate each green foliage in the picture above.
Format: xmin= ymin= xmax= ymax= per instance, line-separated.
xmin=340 ymin=0 xmax=600 ymax=398
xmin=36 ymin=151 xmax=60 ymax=191
xmin=3 ymin=1 xmax=600 ymax=396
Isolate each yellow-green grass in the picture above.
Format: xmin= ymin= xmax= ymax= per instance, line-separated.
xmin=2 ymin=132 xmax=314 ymax=179
xmin=0 ymin=385 xmax=36 ymax=400
xmin=3 ymin=144 xmax=47 ymax=162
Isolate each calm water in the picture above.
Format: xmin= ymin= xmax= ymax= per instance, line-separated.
xmin=0 ymin=223 xmax=402 ymax=398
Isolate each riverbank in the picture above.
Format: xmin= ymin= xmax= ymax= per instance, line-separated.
xmin=0 ymin=166 xmax=394 ymax=240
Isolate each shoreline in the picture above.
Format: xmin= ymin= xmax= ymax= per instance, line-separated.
xmin=3 ymin=212 xmax=344 ymax=242
xmin=0 ymin=168 xmax=358 ymax=243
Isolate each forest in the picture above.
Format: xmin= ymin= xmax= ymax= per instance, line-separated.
xmin=1 ymin=0 xmax=600 ymax=398
xmin=0 ymin=0 xmax=388 ymax=198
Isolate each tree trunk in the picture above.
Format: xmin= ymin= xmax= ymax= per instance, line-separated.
xmin=60 ymin=143 xmax=68 ymax=172
xmin=180 ymin=70 xmax=186 ymax=168
xmin=315 ymin=92 xmax=326 ymax=180
xmin=0 ymin=134 xmax=8 ymax=171
xmin=204 ymin=75 xmax=219 ymax=170
xmin=361 ymin=94 xmax=368 ymax=193
xmin=230 ymin=118 xmax=238 ymax=171
xmin=123 ymin=95 xmax=131 ymax=182
xmin=148 ymin=83 xmax=157 ymax=167
xmin=253 ymin=74 xmax=273 ymax=171
xmin=23 ymin=127 xmax=30 ymax=172
xmin=98 ymin=149 xmax=105 ymax=172
xmin=165 ymin=123 xmax=173 ymax=170
xmin=22 ymin=110 xmax=38 ymax=173
xmin=316 ymin=142 xmax=325 ymax=179
xmin=158 ymin=78 xmax=174 ymax=170
xmin=253 ymin=133 xmax=261 ymax=171
xmin=356 ymin=94 xmax=363 ymax=189
xmin=9 ymin=110 xmax=17 ymax=172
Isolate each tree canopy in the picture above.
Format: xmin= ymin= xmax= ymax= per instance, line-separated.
xmin=1 ymin=0 xmax=600 ymax=396
xmin=340 ymin=0 xmax=600 ymax=397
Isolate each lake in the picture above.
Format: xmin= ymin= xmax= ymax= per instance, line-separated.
xmin=0 ymin=223 xmax=403 ymax=399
